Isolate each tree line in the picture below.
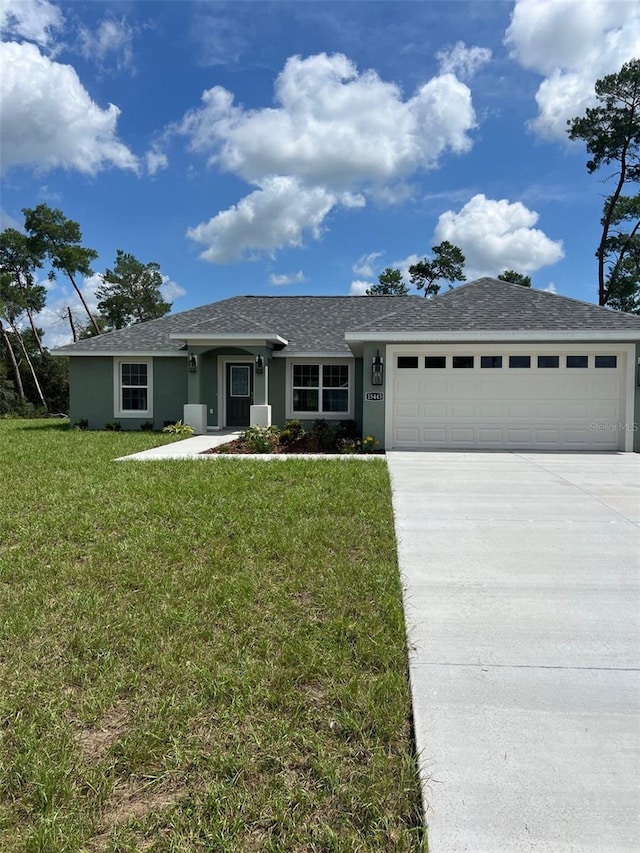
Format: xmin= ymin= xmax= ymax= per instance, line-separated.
xmin=367 ymin=60 xmax=639 ymax=311
xmin=0 ymin=205 xmax=172 ymax=415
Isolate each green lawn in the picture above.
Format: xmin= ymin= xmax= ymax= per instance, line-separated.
xmin=0 ymin=420 xmax=425 ymax=853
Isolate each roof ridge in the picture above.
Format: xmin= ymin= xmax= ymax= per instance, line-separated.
xmin=426 ymin=277 xmax=640 ymax=320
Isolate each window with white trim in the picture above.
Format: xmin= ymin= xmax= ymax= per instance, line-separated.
xmin=289 ymin=361 xmax=351 ymax=417
xmin=115 ymin=359 xmax=152 ymax=417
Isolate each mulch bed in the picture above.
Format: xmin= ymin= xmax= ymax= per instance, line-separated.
xmin=201 ymin=437 xmax=384 ymax=455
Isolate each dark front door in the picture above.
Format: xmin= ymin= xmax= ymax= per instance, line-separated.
xmin=226 ymin=363 xmax=253 ymax=426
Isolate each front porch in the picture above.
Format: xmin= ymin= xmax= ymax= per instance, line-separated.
xmin=169 ymin=337 xmax=284 ymax=434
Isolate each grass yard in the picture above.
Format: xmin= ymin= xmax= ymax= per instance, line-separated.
xmin=0 ymin=420 xmax=425 ymax=853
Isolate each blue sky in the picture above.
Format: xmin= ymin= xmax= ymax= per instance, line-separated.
xmin=1 ymin=0 xmax=639 ymax=346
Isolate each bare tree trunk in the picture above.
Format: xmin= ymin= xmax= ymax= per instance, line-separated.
xmin=67 ymin=306 xmax=78 ymax=342
xmin=0 ymin=321 xmax=25 ymax=399
xmin=67 ymin=271 xmax=101 ymax=335
xmin=598 ymin=143 xmax=629 ymax=306
xmin=26 ymin=307 xmax=44 ymax=353
xmin=9 ymin=322 xmax=47 ymax=410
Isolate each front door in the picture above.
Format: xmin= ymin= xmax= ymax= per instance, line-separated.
xmin=226 ymin=363 xmax=253 ymax=427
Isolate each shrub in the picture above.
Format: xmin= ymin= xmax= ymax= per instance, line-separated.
xmin=140 ymin=421 xmax=155 ymax=432
xmin=338 ymin=419 xmax=358 ymax=440
xmin=310 ymin=419 xmax=339 ymax=451
xmin=361 ymin=435 xmax=380 ymax=454
xmin=282 ymin=419 xmax=304 ymax=440
xmin=240 ymin=424 xmax=279 ymax=453
xmin=162 ymin=420 xmax=195 ymax=437
xmin=105 ymin=421 xmax=121 ymax=431
xmin=278 ymin=419 xmax=305 ymax=446
xmin=72 ymin=418 xmax=89 ymax=431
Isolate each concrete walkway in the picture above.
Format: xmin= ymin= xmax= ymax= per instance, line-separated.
xmin=387 ymin=451 xmax=640 ymax=853
xmin=116 ymin=432 xmax=242 ymax=460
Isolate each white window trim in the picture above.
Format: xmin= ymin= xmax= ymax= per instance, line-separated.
xmin=113 ymin=357 xmax=153 ymax=418
xmin=286 ymin=358 xmax=354 ymax=420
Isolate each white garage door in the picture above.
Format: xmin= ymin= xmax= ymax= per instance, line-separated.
xmin=390 ymin=348 xmax=628 ymax=450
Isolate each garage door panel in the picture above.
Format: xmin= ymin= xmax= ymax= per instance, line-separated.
xmin=592 ymin=401 xmax=619 ymax=419
xmin=562 ymin=401 xmax=590 ymax=418
xmin=532 ymin=428 xmax=562 ymax=446
xmin=450 ymin=401 xmax=475 ymax=418
xmin=563 ymin=376 xmax=590 ymax=395
xmin=396 ymin=401 xmax=420 ymax=418
xmin=533 ymin=377 xmax=567 ymax=398
xmin=452 ymin=379 xmax=477 ymax=396
xmin=478 ymin=428 xmax=503 ymax=444
xmin=422 ymin=427 xmax=447 ymax=444
xmin=395 ymin=376 xmax=420 ymax=395
xmin=506 ymin=428 xmax=532 ymax=444
xmin=391 ymin=349 xmax=626 ymax=450
xmin=506 ymin=400 xmax=534 ymax=418
xmin=423 ymin=401 xmax=447 ymax=418
xmin=421 ymin=378 xmax=447 ymax=396
xmin=396 ymin=427 xmax=420 ymax=443
xmin=450 ymin=427 xmax=475 ymax=443
xmin=592 ymin=376 xmax=620 ymax=398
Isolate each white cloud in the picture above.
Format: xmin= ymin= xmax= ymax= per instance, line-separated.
xmin=160 ymin=275 xmax=186 ymax=303
xmin=78 ymin=16 xmax=134 ymax=72
xmin=505 ymin=0 xmax=640 ymax=138
xmin=349 ymin=280 xmax=370 ymax=296
xmin=0 ymin=0 xmax=63 ymax=47
xmin=269 ymin=271 xmax=306 ymax=286
xmin=434 ymin=194 xmax=564 ymax=278
xmin=145 ymin=145 xmax=168 ymax=176
xmin=353 ymin=251 xmax=383 ymax=278
xmin=436 ymin=41 xmax=492 ymax=80
xmin=0 ymin=41 xmax=139 ymax=175
xmin=181 ymin=52 xmax=478 ymax=261
xmin=542 ymin=282 xmax=558 ymax=294
xmin=180 ymin=53 xmax=476 ymax=189
xmin=187 ymin=177 xmax=338 ymax=263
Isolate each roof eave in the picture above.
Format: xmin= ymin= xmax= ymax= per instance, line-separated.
xmin=345 ymin=329 xmax=640 ymax=343
xmin=51 ymin=349 xmax=186 ymax=358
xmin=169 ymin=332 xmax=289 ymax=346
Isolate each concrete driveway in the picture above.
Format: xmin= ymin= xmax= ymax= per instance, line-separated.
xmin=387 ymin=451 xmax=640 ymax=853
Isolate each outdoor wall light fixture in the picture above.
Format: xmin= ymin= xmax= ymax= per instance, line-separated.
xmin=371 ymin=350 xmax=384 ymax=386
xmin=188 ymin=353 xmax=198 ymax=373
xmin=255 ymin=354 xmax=264 ymax=374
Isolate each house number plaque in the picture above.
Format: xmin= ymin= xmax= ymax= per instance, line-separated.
xmin=365 ymin=392 xmax=384 ymax=402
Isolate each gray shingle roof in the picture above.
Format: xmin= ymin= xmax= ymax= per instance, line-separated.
xmin=351 ymin=278 xmax=640 ymax=332
xmin=53 ymin=295 xmax=426 ymax=355
xmin=52 ymin=278 xmax=640 ymax=356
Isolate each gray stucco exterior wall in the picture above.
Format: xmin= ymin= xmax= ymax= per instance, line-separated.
xmin=154 ymin=357 xmax=188 ymax=427
xmin=268 ymin=357 xmax=287 ymax=425
xmin=69 ymin=357 xmax=113 ymax=429
xmin=360 ymin=342 xmax=386 ymax=447
xmin=69 ymin=356 xmax=187 ymax=430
